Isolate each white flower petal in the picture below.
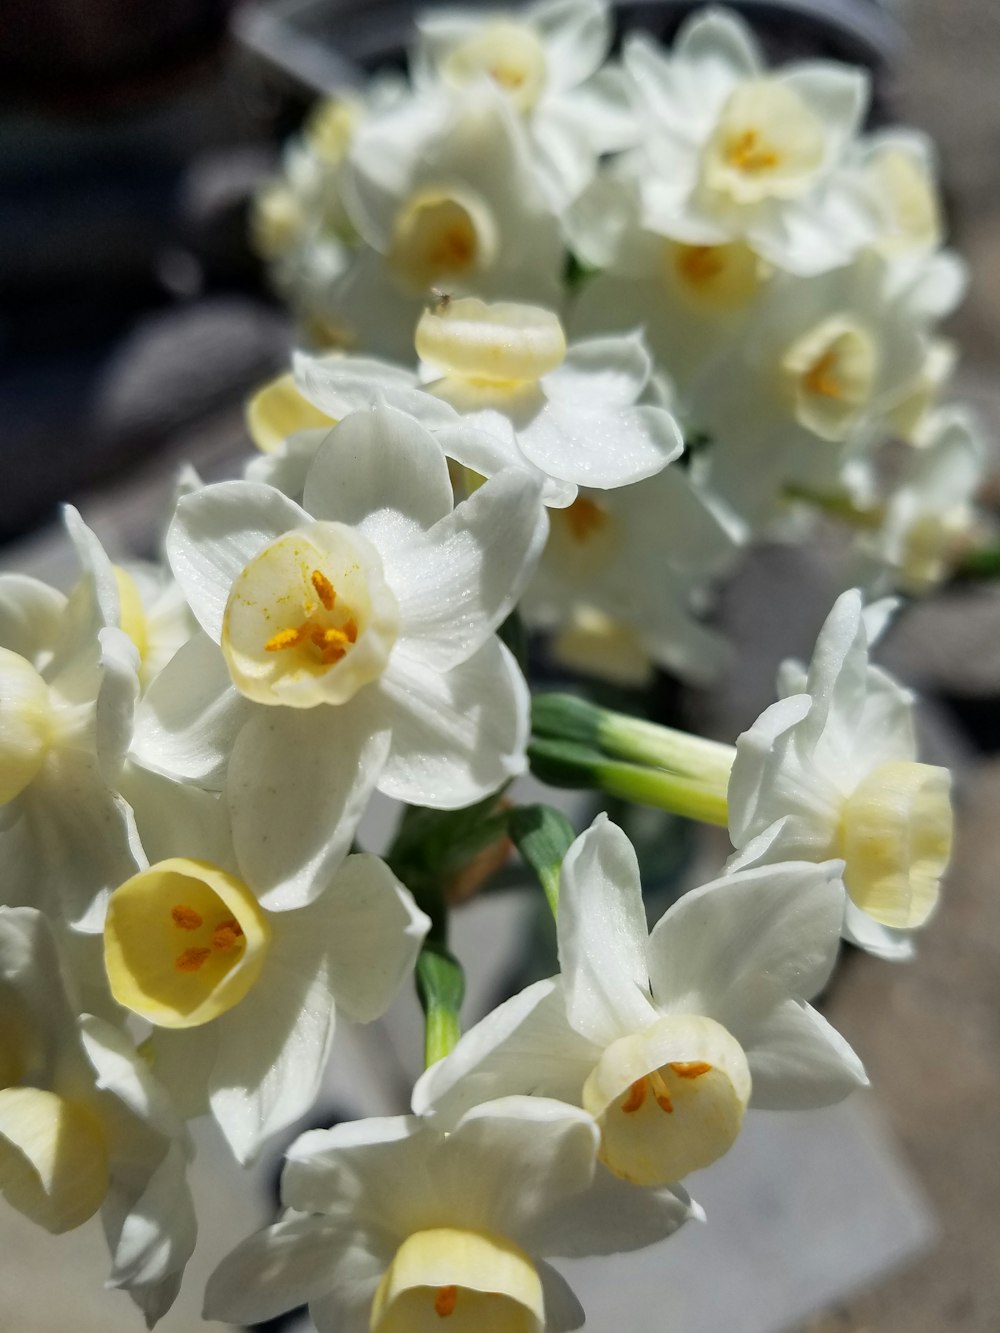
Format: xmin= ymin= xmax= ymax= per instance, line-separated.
xmin=646 ymin=861 xmax=846 ymax=1035
xmin=104 ymin=1140 xmax=195 ymax=1297
xmin=203 ymin=1215 xmax=354 ymax=1326
xmin=376 ymin=637 xmax=529 ymax=808
xmin=436 ymin=1096 xmax=598 ymax=1244
xmin=557 ymin=815 xmax=659 ymax=1046
xmin=536 ymin=1260 xmax=585 ymax=1332
xmin=227 ymin=702 xmax=390 ymax=909
xmin=208 ymin=943 xmax=337 ymax=1165
xmin=14 ymin=764 xmax=144 ymax=930
xmin=741 ymin=998 xmax=868 ymax=1109
xmin=727 ymin=693 xmax=813 ymax=843
xmin=94 ymin=626 xmax=140 ymax=781
xmin=412 ymin=977 xmax=598 ymax=1124
xmin=529 ymin=0 xmax=610 ymax=89
xmin=518 ymin=401 xmax=683 ymax=489
xmin=303 ymin=404 xmax=454 ymax=554
xmin=167 ymin=481 xmax=310 ymax=642
xmin=544 ymin=334 xmax=652 ymax=408
xmin=293 ymin=349 xmax=457 ymax=426
xmin=388 ymin=468 xmax=547 ymax=670
xmin=317 ymin=853 xmax=429 ymax=1022
xmin=523 ymin=1163 xmax=701 ymax=1258
xmin=781 ymin=63 xmax=869 ymax=154
xmin=131 ymin=631 xmax=250 ymax=789
xmin=0 ymin=575 xmax=66 ymax=662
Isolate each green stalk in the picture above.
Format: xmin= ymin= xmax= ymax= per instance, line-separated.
xmin=529 ymin=739 xmax=730 ymax=828
xmin=507 ymin=804 xmax=576 ymax=918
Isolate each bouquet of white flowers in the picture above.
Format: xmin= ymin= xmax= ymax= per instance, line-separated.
xmin=0 ymin=3 xmax=980 ymax=1329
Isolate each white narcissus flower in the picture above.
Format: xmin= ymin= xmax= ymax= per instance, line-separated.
xmin=294 ymin=298 xmax=684 ymax=505
xmin=567 ymin=168 xmax=774 ymax=397
xmin=0 ymin=906 xmax=195 ymax=1326
xmin=204 ymin=1096 xmax=698 ymax=1332
xmin=522 ymin=467 xmax=738 ymax=687
xmin=415 ymin=816 xmax=865 ymax=1187
xmin=689 ymin=251 xmax=927 ymax=531
xmin=137 ymin=404 xmax=545 ymax=908
xmin=323 ymin=84 xmax=564 ymax=360
xmin=412 ymin=0 xmax=636 ymax=207
xmin=862 ymin=407 xmax=987 ymax=594
xmin=103 ymin=769 xmax=428 ymax=1164
xmin=850 ymin=128 xmax=944 ymax=259
xmin=727 ymin=589 xmax=954 ymax=960
xmin=0 ymin=507 xmax=143 ymax=929
xmin=622 ymin=7 xmax=874 ymax=275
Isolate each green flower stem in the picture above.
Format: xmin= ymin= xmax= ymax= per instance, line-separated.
xmin=529 ymin=738 xmax=730 ymax=828
xmin=532 ymin=692 xmax=736 ymax=786
xmin=507 ymin=804 xmax=577 ymax=918
xmin=954 ymin=545 xmax=1000 ymax=580
xmin=416 ymin=942 xmax=465 ymax=1069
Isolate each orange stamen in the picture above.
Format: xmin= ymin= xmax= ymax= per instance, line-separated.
xmin=175 ymin=947 xmax=212 ymax=973
xmin=670 ymin=1061 xmax=712 ymax=1080
xmin=564 ymin=496 xmax=607 ymax=543
xmin=310 ymin=569 xmax=336 ymax=610
xmin=621 ymin=1078 xmax=648 ymax=1114
xmin=677 ymin=245 xmax=726 ymax=286
xmin=726 ymin=129 xmax=779 ymax=173
xmin=650 ymin=1070 xmax=674 ymax=1114
xmin=171 ymin=905 xmax=203 ymax=931
xmin=212 ymin=919 xmax=244 ymax=951
xmin=265 ymin=625 xmax=311 ymax=652
xmin=435 ymin=1285 xmax=458 ymax=1317
xmin=803 ymin=351 xmax=843 ymax=399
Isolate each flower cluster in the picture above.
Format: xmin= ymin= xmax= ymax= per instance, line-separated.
xmin=0 ymin=1 xmax=977 ymax=1329
xmin=253 ymin=0 xmax=993 ymax=689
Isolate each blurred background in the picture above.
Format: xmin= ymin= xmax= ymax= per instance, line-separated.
xmin=1 ymin=1 xmax=999 ymax=1330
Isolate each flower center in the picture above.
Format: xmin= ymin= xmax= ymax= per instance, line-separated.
xmin=563 ymin=497 xmax=607 ymax=543
xmin=703 ymin=80 xmax=825 ymax=204
xmin=442 ymin=22 xmax=547 ymax=113
xmin=668 ymin=241 xmax=765 ymax=310
xmin=104 ymin=858 xmax=271 ymax=1029
xmin=389 ymin=189 xmax=497 ymax=294
xmin=0 ymin=1087 xmax=109 ymax=1233
xmin=781 ymin=316 xmax=878 ymax=441
xmin=221 ymin=522 xmax=400 ymax=708
xmin=582 ymin=1014 xmax=751 ymax=1186
xmin=839 ymin=760 xmax=953 ymax=930
xmin=0 ymin=647 xmax=54 ymax=805
xmin=416 ymin=297 xmax=566 ymax=387
xmin=370 ymin=1228 xmax=544 ymax=1333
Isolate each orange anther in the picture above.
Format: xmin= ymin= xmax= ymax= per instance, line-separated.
xmin=310 ymin=569 xmax=336 ymax=610
xmin=564 ymin=496 xmax=607 ymax=543
xmin=803 ymin=351 xmax=843 ymax=399
xmin=435 ymin=1285 xmax=458 ymax=1317
xmin=726 ymin=129 xmax=779 ymax=173
xmin=175 ymin=947 xmax=212 ymax=973
xmin=212 ymin=919 xmax=244 ymax=951
xmin=171 ymin=905 xmax=203 ymax=931
xmin=670 ymin=1061 xmax=712 ymax=1080
xmin=265 ymin=625 xmax=310 ymax=652
xmin=650 ymin=1070 xmax=675 ymax=1114
xmin=621 ymin=1078 xmax=648 ymax=1114
xmin=677 ymin=245 xmax=726 ymax=286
